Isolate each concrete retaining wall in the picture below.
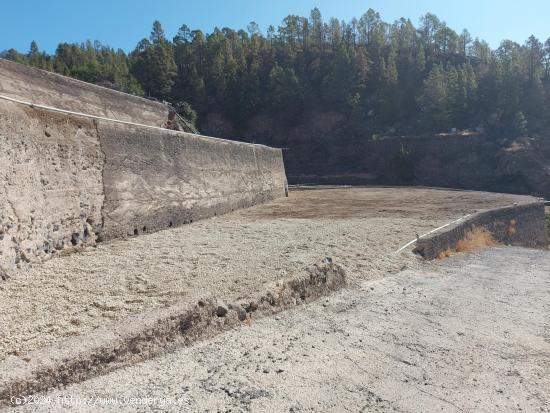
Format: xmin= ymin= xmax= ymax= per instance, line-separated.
xmin=0 ymin=103 xmax=105 ymax=276
xmin=413 ymin=202 xmax=548 ymax=260
xmin=0 ymin=60 xmax=287 ymax=276
xmin=98 ymin=122 xmax=287 ymax=240
xmin=0 ymin=58 xmax=169 ymax=126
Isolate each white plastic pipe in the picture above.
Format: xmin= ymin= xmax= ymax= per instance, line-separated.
xmin=395 ymin=213 xmax=472 ymax=253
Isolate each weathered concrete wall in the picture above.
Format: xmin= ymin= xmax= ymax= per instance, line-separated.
xmin=413 ymin=202 xmax=548 ymax=260
xmin=0 ymin=58 xmax=169 ymax=126
xmin=0 ymin=60 xmax=287 ymax=276
xmin=0 ymin=101 xmax=104 ymax=276
xmin=98 ymin=123 xmax=287 ymax=240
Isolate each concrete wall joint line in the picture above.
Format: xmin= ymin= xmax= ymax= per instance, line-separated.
xmin=0 ymin=93 xmax=276 ymax=150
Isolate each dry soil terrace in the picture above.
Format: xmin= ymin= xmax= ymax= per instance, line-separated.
xmin=0 ymin=187 xmax=534 ymax=360
xmin=15 ymin=246 xmax=550 ymax=412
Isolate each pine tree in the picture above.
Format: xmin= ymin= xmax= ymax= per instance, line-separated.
xmin=418 ymin=64 xmax=449 ymax=131
xmin=512 ymin=111 xmax=528 ymax=136
xmin=3 ymin=10 xmax=550 ymax=140
xmin=130 ymin=21 xmax=176 ymax=98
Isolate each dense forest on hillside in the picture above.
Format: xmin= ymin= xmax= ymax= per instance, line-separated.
xmin=2 ymin=8 xmax=550 ymax=143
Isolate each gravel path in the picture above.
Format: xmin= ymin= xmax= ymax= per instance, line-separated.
xmin=10 ymin=246 xmax=550 ymax=412
xmin=0 ymin=188 xmax=532 ymax=360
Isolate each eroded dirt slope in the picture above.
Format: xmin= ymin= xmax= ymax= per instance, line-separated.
xmin=12 ymin=246 xmax=550 ymax=412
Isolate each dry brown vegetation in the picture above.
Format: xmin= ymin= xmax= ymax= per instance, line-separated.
xmin=456 ymin=227 xmax=496 ymax=252
xmin=437 ymin=227 xmax=496 ymax=259
xmin=437 ymin=248 xmax=453 ymax=260
xmin=507 ymin=219 xmax=517 ymax=236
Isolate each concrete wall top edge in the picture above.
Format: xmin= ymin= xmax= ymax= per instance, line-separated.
xmin=0 ymin=58 xmax=168 ymax=128
xmin=0 ymin=58 xmax=167 ymax=113
xmin=99 ymin=120 xmax=283 ymax=151
xmin=426 ymin=200 xmax=544 ymax=238
xmin=0 ymin=59 xmax=281 ymax=152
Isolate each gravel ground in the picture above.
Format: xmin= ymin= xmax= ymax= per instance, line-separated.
xmin=0 ymin=188 xmax=532 ymax=360
xmin=10 ymin=246 xmax=550 ymax=413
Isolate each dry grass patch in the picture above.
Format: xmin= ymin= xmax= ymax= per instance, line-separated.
xmin=437 ymin=227 xmax=496 ymax=260
xmin=456 ymin=227 xmax=496 ymax=253
xmin=437 ymin=248 xmax=452 ymax=260
xmin=506 ymin=219 xmax=517 ymax=236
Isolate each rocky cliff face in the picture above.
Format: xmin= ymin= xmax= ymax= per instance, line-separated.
xmin=497 ymin=138 xmax=550 ymax=199
xmin=284 ymin=134 xmax=550 ymax=199
xmin=201 ymin=111 xmax=550 ymax=200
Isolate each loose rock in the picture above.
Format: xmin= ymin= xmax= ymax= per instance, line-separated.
xmin=216 ymin=305 xmax=228 ymax=317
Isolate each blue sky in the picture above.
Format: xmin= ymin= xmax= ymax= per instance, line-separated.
xmin=2 ymin=0 xmax=549 ymax=53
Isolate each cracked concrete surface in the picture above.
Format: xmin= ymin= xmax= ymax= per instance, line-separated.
xmin=9 ymin=246 xmax=550 ymax=412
